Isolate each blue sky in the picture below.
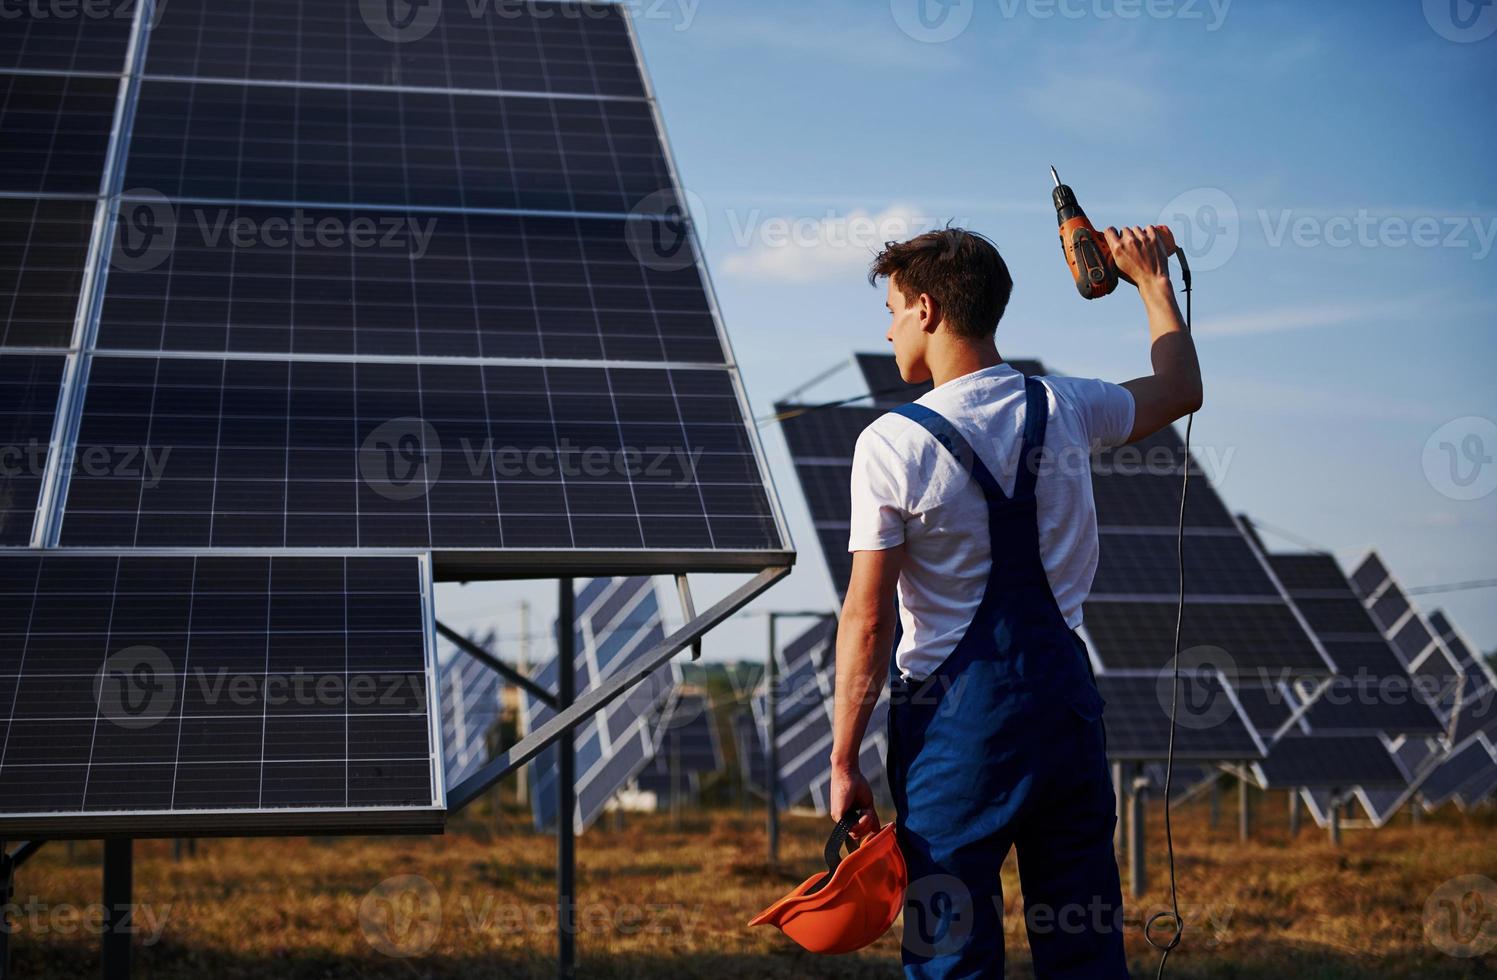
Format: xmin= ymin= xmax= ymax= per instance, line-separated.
xmin=442 ymin=0 xmax=1497 ymax=658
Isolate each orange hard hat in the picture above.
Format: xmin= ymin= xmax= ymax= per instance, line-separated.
xmin=747 ymin=813 xmax=907 ymax=954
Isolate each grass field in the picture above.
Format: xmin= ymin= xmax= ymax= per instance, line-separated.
xmin=7 ymin=792 xmax=1495 ymax=978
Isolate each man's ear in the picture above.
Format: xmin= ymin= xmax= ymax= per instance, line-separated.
xmin=918 ymin=293 xmax=942 ymax=334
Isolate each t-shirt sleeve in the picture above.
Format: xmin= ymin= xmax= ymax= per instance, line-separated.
xmin=1049 ymin=376 xmax=1136 ymax=450
xmin=847 ymin=425 xmax=910 ymax=552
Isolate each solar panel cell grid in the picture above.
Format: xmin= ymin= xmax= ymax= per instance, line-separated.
xmin=125 ymin=81 xmax=677 ymax=215
xmin=145 ymin=0 xmax=647 ymax=97
xmin=0 ymin=72 xmax=119 ymax=195
xmin=0 ymin=353 xmax=66 ymax=546
xmin=1091 ymin=533 xmax=1280 ymax=596
xmin=0 ymin=197 xmax=96 ymax=349
xmin=1093 ymin=673 xmax=1261 ymax=760
xmin=97 ymin=206 xmax=725 ymax=362
xmin=0 ymin=0 xmax=136 ymax=74
xmin=1257 ymin=734 xmax=1406 ymax=789
xmin=59 ymin=356 xmax=780 ymax=554
xmin=1081 ymin=600 xmax=1329 ymax=675
xmin=0 ymin=553 xmax=439 ymax=834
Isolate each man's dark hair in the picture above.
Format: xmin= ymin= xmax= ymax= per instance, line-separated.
xmin=868 ymin=228 xmax=1013 ymax=340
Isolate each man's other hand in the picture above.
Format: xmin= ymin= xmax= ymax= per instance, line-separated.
xmin=828 ymin=764 xmax=880 ymax=840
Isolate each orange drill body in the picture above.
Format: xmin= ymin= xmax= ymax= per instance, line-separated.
xmin=1051 ymin=167 xmax=1177 ymax=300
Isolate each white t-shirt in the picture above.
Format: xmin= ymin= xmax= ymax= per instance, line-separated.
xmin=847 ymin=364 xmax=1135 ymax=681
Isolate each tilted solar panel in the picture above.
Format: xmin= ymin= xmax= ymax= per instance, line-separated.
xmin=1255 ymin=734 xmax=1407 ymax=790
xmin=438 ymin=636 xmax=503 ymax=788
xmin=0 ymin=552 xmax=442 ymax=837
xmin=1092 ymin=673 xmax=1263 ymax=761
xmin=1419 ymin=737 xmax=1497 ymax=809
xmin=0 ymin=0 xmax=136 ymax=74
xmin=524 ymin=576 xmax=678 ymax=832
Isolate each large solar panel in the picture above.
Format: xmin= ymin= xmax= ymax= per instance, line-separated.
xmin=1418 ymin=736 xmax=1497 ymax=809
xmin=523 ymin=576 xmax=678 ymax=832
xmin=1429 ymin=609 xmax=1497 ymax=723
xmin=0 ymin=0 xmax=136 ymax=74
xmin=0 ymin=354 xmax=67 ymax=545
xmin=4 ymin=0 xmax=791 ymax=576
xmin=1093 ymin=673 xmax=1263 ymax=761
xmin=437 ymin=633 xmax=503 ymax=788
xmin=0 ymin=552 xmax=442 ymax=837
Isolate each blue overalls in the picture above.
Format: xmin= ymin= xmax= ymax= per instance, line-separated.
xmin=886 ymin=377 xmax=1128 ymax=979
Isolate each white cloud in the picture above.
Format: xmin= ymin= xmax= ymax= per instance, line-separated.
xmin=718 ymin=205 xmax=943 ymax=284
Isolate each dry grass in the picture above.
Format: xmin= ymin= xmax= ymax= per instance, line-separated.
xmin=7 ymin=793 xmax=1495 ymax=978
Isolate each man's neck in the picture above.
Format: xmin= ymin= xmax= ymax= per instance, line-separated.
xmin=927 ymin=339 xmax=1003 ymax=388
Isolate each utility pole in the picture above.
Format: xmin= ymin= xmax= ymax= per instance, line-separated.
xmin=556 ymin=582 xmax=576 ymax=980
xmin=1128 ymin=765 xmax=1147 ymax=899
xmin=766 ymin=612 xmax=778 ymax=865
xmin=1238 ymin=777 xmax=1252 ymax=842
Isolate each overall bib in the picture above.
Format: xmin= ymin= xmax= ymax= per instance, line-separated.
xmin=886 ymin=377 xmax=1128 ymax=979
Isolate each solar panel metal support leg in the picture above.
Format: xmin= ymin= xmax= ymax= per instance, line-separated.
xmin=445 ymin=567 xmax=790 ymax=813
xmin=1238 ymin=777 xmax=1252 ymax=842
xmin=102 ymin=839 xmax=132 ymax=980
xmin=1 ymin=840 xmax=11 ymax=980
xmin=1288 ymin=788 xmax=1301 ymax=838
xmin=1112 ymin=762 xmax=1125 ymax=853
xmin=1328 ymin=790 xmax=1341 ymax=848
xmin=557 ymin=579 xmax=576 ymax=980
xmin=1209 ymin=775 xmax=1221 ymax=829
xmin=1128 ymin=767 xmax=1147 ymax=899
xmin=766 ymin=613 xmax=780 ymax=866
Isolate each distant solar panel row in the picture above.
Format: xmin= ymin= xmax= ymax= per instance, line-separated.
xmin=0 ymin=552 xmax=441 ymax=836
xmin=438 ymin=635 xmax=503 ymax=787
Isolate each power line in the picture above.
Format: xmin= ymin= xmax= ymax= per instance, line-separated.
xmin=1405 ymin=578 xmax=1497 ymax=596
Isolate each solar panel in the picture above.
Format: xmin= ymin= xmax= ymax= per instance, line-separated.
xmin=1268 ymin=553 xmax=1446 ymax=737
xmin=523 ymin=576 xmax=678 ymax=832
xmin=1429 ymin=609 xmax=1497 ymax=708
xmin=637 ymin=690 xmax=722 ymax=806
xmin=146 ymin=0 xmax=648 ymax=97
xmin=0 ymin=552 xmax=442 ymax=837
xmin=1254 ymin=734 xmax=1407 ymax=789
xmin=732 ymin=707 xmax=768 ymax=795
xmin=0 ymin=354 xmax=66 ymax=545
xmin=1350 ymin=553 xmax=1467 ymax=722
xmin=437 ymin=634 xmax=503 ymax=788
xmin=6 ymin=0 xmax=790 ymax=575
xmin=1419 ymin=737 xmax=1497 ymax=809
xmin=0 ymin=0 xmax=136 ymax=74
xmin=1092 ymin=673 xmax=1263 ymax=761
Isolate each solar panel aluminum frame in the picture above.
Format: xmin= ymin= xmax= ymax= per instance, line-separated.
xmin=11 ymin=1 xmax=151 ymax=549
xmin=0 ymin=548 xmax=446 ymax=839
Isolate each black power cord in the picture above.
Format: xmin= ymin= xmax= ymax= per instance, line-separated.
xmin=1145 ymin=252 xmax=1192 ymax=978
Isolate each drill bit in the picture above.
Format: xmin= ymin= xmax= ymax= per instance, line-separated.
xmin=1050 ymin=165 xmax=1061 ymax=187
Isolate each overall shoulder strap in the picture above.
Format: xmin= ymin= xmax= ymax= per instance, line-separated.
xmin=1013 ymin=376 xmax=1050 ymax=501
xmin=889 ymin=402 xmax=1008 ymax=503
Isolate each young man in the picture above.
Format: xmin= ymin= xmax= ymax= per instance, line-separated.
xmin=829 ymin=225 xmax=1201 ymax=977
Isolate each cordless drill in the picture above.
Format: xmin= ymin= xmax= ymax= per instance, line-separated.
xmin=1051 ymin=166 xmax=1184 ymax=300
